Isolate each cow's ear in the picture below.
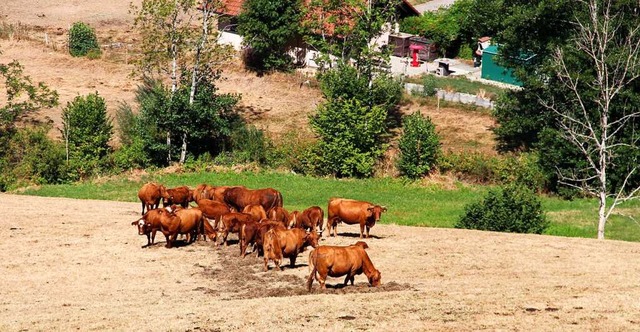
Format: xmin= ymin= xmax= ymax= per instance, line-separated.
xmin=131 ymin=221 xmax=137 ymax=226
xmin=381 ymin=206 xmax=387 ymax=212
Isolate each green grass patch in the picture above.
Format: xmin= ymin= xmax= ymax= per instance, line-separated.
xmin=14 ymin=170 xmax=640 ymax=241
xmin=407 ymin=74 xmax=506 ymax=100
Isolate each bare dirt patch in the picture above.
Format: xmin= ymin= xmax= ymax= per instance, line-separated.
xmin=2 ymin=193 xmax=640 ymax=331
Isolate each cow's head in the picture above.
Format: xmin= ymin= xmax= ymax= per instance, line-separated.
xmin=369 ymin=269 xmax=382 ymax=287
xmin=131 ymin=218 xmax=150 ymax=235
xmin=305 ymin=230 xmax=320 ymax=248
xmin=366 ymin=205 xmax=387 ymax=225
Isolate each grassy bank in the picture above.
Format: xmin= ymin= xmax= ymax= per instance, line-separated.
xmin=14 ymin=170 xmax=640 ymax=242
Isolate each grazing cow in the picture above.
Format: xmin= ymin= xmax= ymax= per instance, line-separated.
xmin=240 ymin=219 xmax=286 ymax=258
xmin=218 ymin=212 xmax=255 ymax=246
xmin=274 ymin=228 xmax=320 ymax=268
xmin=290 ymin=206 xmax=324 ymax=232
xmin=131 ymin=208 xmax=164 ymax=247
xmin=196 ymin=199 xmax=232 ymax=229
xmin=157 ymin=208 xmax=204 ymax=248
xmin=224 ymin=187 xmax=283 ymax=212
xmin=243 ymin=204 xmax=268 ymax=222
xmin=262 ymin=229 xmax=282 ymax=271
xmin=327 ymin=198 xmax=387 ymax=238
xmin=137 ymin=182 xmax=165 ymax=215
xmin=161 ymin=186 xmax=192 ymax=208
xmin=306 ymin=242 xmax=381 ymax=291
xmin=267 ymin=206 xmax=290 ymax=228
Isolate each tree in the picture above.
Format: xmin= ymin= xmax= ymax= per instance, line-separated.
xmin=397 ymin=112 xmax=440 ymax=179
xmin=539 ymin=0 xmax=640 ymax=240
xmin=61 ymin=93 xmax=113 ymax=178
xmin=132 ymin=0 xmax=234 ymax=163
xmin=69 ymin=22 xmax=101 ymax=57
xmin=237 ymin=0 xmax=304 ymax=71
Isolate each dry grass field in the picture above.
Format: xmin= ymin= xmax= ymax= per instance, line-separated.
xmin=1 ymin=194 xmax=640 ymax=331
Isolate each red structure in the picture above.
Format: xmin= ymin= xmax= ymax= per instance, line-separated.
xmin=409 ymin=44 xmax=424 ymax=67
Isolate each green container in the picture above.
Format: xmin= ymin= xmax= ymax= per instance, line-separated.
xmin=481 ymin=45 xmax=533 ymax=86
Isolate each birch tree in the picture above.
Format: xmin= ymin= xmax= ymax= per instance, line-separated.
xmin=132 ymin=0 xmax=233 ymax=163
xmin=541 ymin=0 xmax=640 ymax=239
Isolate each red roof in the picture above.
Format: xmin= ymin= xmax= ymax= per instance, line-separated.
xmin=215 ymin=0 xmax=243 ymax=16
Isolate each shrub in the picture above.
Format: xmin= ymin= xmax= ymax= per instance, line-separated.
xmin=230 ymin=125 xmax=271 ymax=165
xmin=397 ymin=112 xmax=440 ymax=179
xmin=69 ymin=22 xmax=100 ymax=57
xmin=455 ymin=184 xmax=548 ymax=234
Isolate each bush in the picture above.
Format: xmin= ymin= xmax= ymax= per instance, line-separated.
xmin=229 ymin=125 xmax=271 ymax=165
xmin=69 ymin=22 xmax=100 ymax=57
xmin=0 ymin=126 xmax=68 ymax=190
xmin=455 ymin=184 xmax=548 ymax=234
xmin=397 ymin=112 xmax=440 ymax=179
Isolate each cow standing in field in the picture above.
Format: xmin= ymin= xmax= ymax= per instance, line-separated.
xmin=161 ymin=186 xmax=192 ymax=208
xmin=274 ymin=228 xmax=319 ymax=268
xmin=157 ymin=207 xmax=208 ymax=248
xmin=290 ymin=206 xmax=324 ymax=232
xmin=327 ymin=198 xmax=387 ymax=238
xmin=137 ymin=182 xmax=165 ymax=215
xmin=306 ymin=241 xmax=381 ymax=291
xmin=131 ymin=208 xmax=165 ymax=247
xmin=240 ymin=219 xmax=286 ymax=257
xmin=218 ymin=212 xmax=256 ymax=246
xmin=224 ymin=187 xmax=283 ymax=212
xmin=262 ymin=229 xmax=282 ymax=271
xmin=267 ymin=206 xmax=291 ymax=228
xmin=196 ymin=199 xmax=232 ymax=229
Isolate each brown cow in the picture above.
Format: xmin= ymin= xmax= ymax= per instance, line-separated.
xmin=137 ymin=182 xmax=165 ymax=215
xmin=192 ymin=184 xmax=213 ymax=202
xmin=196 ymin=199 xmax=232 ymax=229
xmin=240 ymin=219 xmax=286 ymax=258
xmin=224 ymin=187 xmax=283 ymax=212
xmin=327 ymin=198 xmax=387 ymax=238
xmin=162 ymin=186 xmax=192 ymax=208
xmin=290 ymin=206 xmax=324 ymax=232
xmin=267 ymin=206 xmax=290 ymax=228
xmin=243 ymin=204 xmax=268 ymax=222
xmin=131 ymin=208 xmax=164 ymax=247
xmin=211 ymin=186 xmax=237 ymax=203
xmin=158 ymin=207 xmax=205 ymax=248
xmin=306 ymin=242 xmax=381 ymax=291
xmin=218 ymin=212 xmax=255 ymax=246
xmin=274 ymin=228 xmax=319 ymax=268
xmin=262 ymin=229 xmax=282 ymax=271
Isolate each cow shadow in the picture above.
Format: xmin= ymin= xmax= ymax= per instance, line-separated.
xmin=280 ymin=263 xmax=308 ymax=270
xmin=335 ymin=232 xmax=384 ymax=240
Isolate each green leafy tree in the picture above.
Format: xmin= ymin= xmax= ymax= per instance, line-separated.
xmin=61 ymin=93 xmax=113 ymax=178
xmin=69 ymin=22 xmax=101 ymax=57
xmin=456 ymin=184 xmax=548 ymax=234
xmin=397 ymin=112 xmax=440 ymax=179
xmin=237 ymin=0 xmax=304 ymax=71
xmin=132 ymin=0 xmax=234 ymax=163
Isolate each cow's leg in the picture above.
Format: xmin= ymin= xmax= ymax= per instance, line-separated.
xmin=359 ymin=224 xmax=365 ymax=239
xmin=366 ymin=225 xmax=371 ymax=238
xmin=343 ymin=274 xmax=351 ymax=286
xmin=290 ymin=256 xmax=297 ymax=268
xmin=275 ymin=258 xmax=282 ymax=271
xmin=240 ymin=240 xmax=246 ymax=257
xmin=141 ymin=202 xmax=145 ymax=215
xmin=349 ymin=276 xmax=355 ymax=285
xmin=151 ymin=230 xmax=157 ymax=245
xmin=263 ymin=257 xmax=269 ymax=271
xmin=143 ymin=233 xmax=151 ymax=248
xmin=164 ymin=234 xmax=172 ymax=248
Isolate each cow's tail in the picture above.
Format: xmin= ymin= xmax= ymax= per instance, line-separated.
xmin=240 ymin=223 xmax=247 ymax=256
xmin=306 ymin=249 xmax=317 ymax=292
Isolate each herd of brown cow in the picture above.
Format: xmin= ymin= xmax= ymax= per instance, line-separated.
xmin=132 ymin=182 xmax=386 ymax=291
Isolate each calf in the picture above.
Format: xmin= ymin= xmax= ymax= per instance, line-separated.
xmin=262 ymin=229 xmax=282 ymax=271
xmin=131 ymin=208 xmax=164 ymax=247
xmin=306 ymin=242 xmax=381 ymax=291
xmin=274 ymin=228 xmax=319 ymax=268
